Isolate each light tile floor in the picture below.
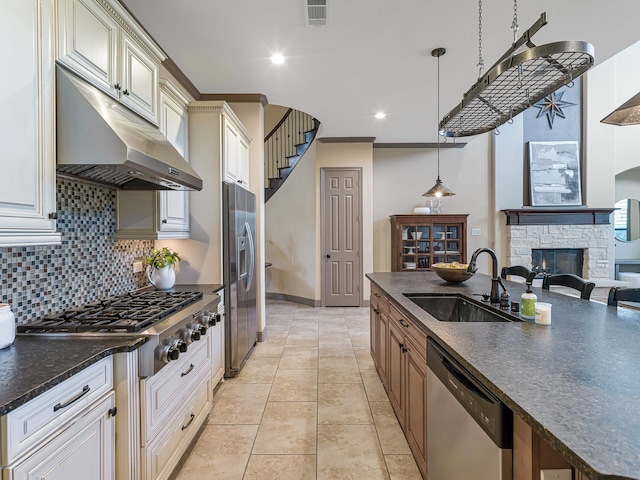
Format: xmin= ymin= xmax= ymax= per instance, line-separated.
xmin=175 ymin=300 xmax=422 ymax=480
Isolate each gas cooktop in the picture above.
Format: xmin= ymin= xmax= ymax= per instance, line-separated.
xmin=17 ymin=291 xmax=204 ymax=334
xmin=18 ymin=289 xmax=221 ymax=377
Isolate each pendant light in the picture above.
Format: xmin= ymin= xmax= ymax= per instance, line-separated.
xmin=601 ymin=91 xmax=640 ymax=125
xmin=423 ymin=48 xmax=455 ymax=198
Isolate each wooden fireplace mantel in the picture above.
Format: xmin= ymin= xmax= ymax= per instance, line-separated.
xmin=502 ymin=208 xmax=615 ymax=226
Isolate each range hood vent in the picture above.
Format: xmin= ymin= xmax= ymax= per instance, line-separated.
xmin=56 ymin=67 xmax=202 ymax=191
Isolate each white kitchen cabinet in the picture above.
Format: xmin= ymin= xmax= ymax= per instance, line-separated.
xmin=140 ymin=335 xmax=212 ymax=480
xmin=8 ymin=393 xmax=115 ymax=480
xmin=211 ymin=291 xmax=225 ymax=386
xmin=223 ymin=115 xmax=251 ymax=189
xmin=1 ymin=358 xmax=115 ymax=480
xmin=0 ymin=0 xmax=60 ymax=247
xmin=115 ymin=78 xmax=191 ymax=240
xmin=56 ymin=0 xmax=164 ymax=124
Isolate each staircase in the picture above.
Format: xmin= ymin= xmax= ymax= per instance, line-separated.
xmin=264 ymin=108 xmax=320 ymax=202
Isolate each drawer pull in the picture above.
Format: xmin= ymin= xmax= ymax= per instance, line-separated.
xmin=53 ymin=385 xmax=90 ymax=412
xmin=374 ymin=292 xmax=381 ymax=298
xmin=399 ymin=318 xmax=410 ymax=328
xmin=181 ymin=363 xmax=195 ymax=377
xmin=181 ymin=413 xmax=195 ymax=431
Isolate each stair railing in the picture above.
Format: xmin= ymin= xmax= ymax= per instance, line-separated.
xmin=264 ymin=108 xmax=316 ymax=187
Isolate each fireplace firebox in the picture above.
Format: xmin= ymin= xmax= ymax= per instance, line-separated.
xmin=531 ymin=249 xmax=584 ymax=277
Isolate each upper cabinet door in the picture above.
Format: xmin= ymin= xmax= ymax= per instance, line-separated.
xmin=120 ymin=30 xmax=158 ymax=124
xmin=0 ymin=0 xmax=60 ymax=246
xmin=222 ymin=115 xmax=251 ymax=189
xmin=223 ymin=117 xmax=240 ymax=185
xmin=56 ymin=0 xmax=162 ymax=124
xmin=57 ymin=0 xmax=119 ymax=99
xmin=158 ymin=79 xmax=189 ymax=237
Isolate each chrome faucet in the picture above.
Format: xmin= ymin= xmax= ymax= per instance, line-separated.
xmin=467 ymin=247 xmax=507 ymax=305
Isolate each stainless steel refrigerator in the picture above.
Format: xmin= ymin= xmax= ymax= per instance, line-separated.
xmin=222 ymin=181 xmax=257 ymax=377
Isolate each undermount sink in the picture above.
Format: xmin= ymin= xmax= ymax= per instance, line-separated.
xmin=404 ymin=294 xmax=520 ymax=323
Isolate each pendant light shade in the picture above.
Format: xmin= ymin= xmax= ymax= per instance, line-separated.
xmin=601 ymin=91 xmax=640 ymax=125
xmin=423 ymin=48 xmax=455 ymax=197
xmin=423 ymin=177 xmax=455 ymax=198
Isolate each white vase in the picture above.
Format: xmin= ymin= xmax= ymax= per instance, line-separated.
xmin=0 ymin=304 xmax=16 ymax=349
xmin=147 ymin=266 xmax=176 ymax=290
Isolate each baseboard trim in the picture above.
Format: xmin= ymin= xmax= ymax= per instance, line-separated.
xmin=266 ymin=292 xmax=321 ymax=307
xmin=266 ymin=292 xmax=369 ymax=308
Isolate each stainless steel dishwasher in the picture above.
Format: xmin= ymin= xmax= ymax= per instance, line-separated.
xmin=427 ymin=338 xmax=513 ymax=480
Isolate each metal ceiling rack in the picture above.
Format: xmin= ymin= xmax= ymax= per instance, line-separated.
xmin=439 ymin=13 xmax=594 ymax=138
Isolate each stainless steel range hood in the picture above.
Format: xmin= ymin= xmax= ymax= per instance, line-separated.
xmin=56 ymin=67 xmax=202 ymax=191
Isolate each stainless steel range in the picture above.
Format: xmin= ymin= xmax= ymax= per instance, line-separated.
xmin=17 ymin=290 xmax=221 ymax=377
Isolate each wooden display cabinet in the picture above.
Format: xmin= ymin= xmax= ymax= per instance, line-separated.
xmin=390 ymin=214 xmax=468 ymax=272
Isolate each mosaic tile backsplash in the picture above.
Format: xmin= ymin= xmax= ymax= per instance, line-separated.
xmin=0 ymin=177 xmax=153 ymax=325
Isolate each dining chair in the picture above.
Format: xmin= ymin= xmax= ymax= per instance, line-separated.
xmin=542 ymin=274 xmax=595 ymax=300
xmin=607 ymin=287 xmax=640 ymax=306
xmin=500 ymin=265 xmax=537 ymax=283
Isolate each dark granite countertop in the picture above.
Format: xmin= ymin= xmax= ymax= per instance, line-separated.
xmin=146 ymin=283 xmax=224 ymax=295
xmin=367 ymin=272 xmax=640 ymax=480
xmin=0 ymin=336 xmax=146 ymax=415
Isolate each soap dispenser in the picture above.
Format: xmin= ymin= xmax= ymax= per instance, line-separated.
xmin=521 ymin=281 xmax=537 ymax=319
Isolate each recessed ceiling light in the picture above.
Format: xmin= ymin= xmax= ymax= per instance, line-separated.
xmin=271 ymin=54 xmax=285 ymax=65
xmin=375 ymin=112 xmax=386 ymax=119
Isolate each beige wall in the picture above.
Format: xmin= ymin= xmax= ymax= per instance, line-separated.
xmin=265 ymin=143 xmax=317 ymax=301
xmin=264 ymin=141 xmax=374 ymax=304
xmin=373 ymin=137 xmax=494 ymax=275
xmin=316 ymin=142 xmax=374 ymax=302
xmin=264 ymin=105 xmax=290 ymax=136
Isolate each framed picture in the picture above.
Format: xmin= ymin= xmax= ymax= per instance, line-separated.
xmin=528 ymin=141 xmax=582 ymax=206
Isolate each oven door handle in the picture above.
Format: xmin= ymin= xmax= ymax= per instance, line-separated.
xmin=53 ymin=385 xmax=90 ymax=412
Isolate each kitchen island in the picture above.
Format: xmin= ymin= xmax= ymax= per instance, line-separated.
xmin=367 ymin=271 xmax=640 ymax=480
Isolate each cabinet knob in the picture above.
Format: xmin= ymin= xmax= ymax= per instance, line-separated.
xmin=162 ymin=219 xmax=167 ymax=224
xmin=123 ymin=89 xmax=130 ymax=96
xmin=49 ymin=212 xmax=58 ymax=220
xmin=108 ymin=407 xmax=118 ymax=418
xmin=325 ymin=254 xmax=331 ymax=259
xmin=114 ymin=83 xmax=121 ymax=91
xmin=238 ymin=179 xmax=243 ymax=184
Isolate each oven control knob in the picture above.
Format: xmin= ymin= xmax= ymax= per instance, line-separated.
xmin=161 ymin=345 xmax=180 ymax=363
xmin=208 ymin=313 xmax=221 ymax=326
xmin=173 ymin=339 xmax=187 ymax=353
xmin=196 ymin=323 xmax=207 ymax=336
xmin=182 ymin=328 xmax=200 ymax=343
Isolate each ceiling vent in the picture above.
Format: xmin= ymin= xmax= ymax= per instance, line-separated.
xmin=305 ymin=0 xmax=327 ymax=26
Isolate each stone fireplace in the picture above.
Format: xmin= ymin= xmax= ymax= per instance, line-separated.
xmin=502 ymin=208 xmax=615 ymax=280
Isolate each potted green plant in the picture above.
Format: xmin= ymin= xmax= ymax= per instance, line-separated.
xmin=146 ymin=247 xmax=181 ymax=289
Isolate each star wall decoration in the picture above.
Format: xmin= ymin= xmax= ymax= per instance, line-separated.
xmin=533 ymin=90 xmax=576 ymax=129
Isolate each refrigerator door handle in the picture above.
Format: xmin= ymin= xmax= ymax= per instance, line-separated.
xmin=245 ymin=221 xmax=255 ymax=291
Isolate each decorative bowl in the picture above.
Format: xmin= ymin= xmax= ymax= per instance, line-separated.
xmin=432 ymin=263 xmax=474 ymax=283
